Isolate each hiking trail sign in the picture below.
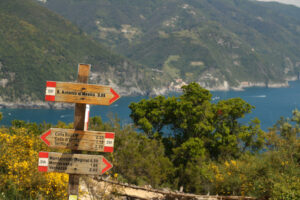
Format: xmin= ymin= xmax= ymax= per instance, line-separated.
xmin=40 ymin=128 xmax=115 ymax=152
xmin=45 ymin=81 xmax=120 ymax=105
xmin=38 ymin=152 xmax=112 ymax=175
xmin=39 ymin=64 xmax=119 ymax=199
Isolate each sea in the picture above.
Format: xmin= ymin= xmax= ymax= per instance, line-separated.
xmin=2 ymin=81 xmax=300 ymax=131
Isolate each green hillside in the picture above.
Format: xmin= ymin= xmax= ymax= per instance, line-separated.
xmin=0 ymin=0 xmax=152 ymax=103
xmin=41 ymin=0 xmax=300 ymax=88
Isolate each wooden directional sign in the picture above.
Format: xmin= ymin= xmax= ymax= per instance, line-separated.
xmin=45 ymin=81 xmax=120 ymax=105
xmin=40 ymin=128 xmax=115 ymax=152
xmin=38 ymin=152 xmax=113 ymax=175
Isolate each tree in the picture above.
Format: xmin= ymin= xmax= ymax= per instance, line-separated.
xmin=88 ymin=116 xmax=174 ymax=188
xmin=129 ymin=82 xmax=265 ymax=159
xmin=208 ymin=110 xmax=300 ymax=199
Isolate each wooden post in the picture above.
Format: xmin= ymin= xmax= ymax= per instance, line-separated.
xmin=68 ymin=64 xmax=91 ymax=200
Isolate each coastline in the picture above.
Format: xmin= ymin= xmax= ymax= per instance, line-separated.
xmin=0 ymin=79 xmax=296 ymax=109
xmin=0 ymin=101 xmax=74 ymax=110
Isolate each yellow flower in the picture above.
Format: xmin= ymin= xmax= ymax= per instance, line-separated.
xmin=225 ymin=161 xmax=230 ymax=167
xmin=0 ymin=128 xmax=68 ymax=199
xmin=230 ymin=160 xmax=237 ymax=167
xmin=114 ymin=173 xmax=118 ymax=178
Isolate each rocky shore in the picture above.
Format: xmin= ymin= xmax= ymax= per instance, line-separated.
xmin=0 ymin=101 xmax=73 ymax=109
xmin=0 ymin=79 xmax=295 ymax=109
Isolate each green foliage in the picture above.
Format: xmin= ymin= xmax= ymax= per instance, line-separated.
xmin=161 ymin=110 xmax=299 ymax=199
xmin=9 ymin=120 xmax=51 ymax=136
xmin=129 ymin=96 xmax=170 ymax=137
xmin=88 ymin=116 xmax=174 ymax=188
xmin=172 ymin=138 xmax=206 ymax=167
xmin=209 ymin=110 xmax=300 ymax=199
xmin=89 ymin=116 xmax=103 ymax=130
xmin=181 ymin=110 xmax=299 ymax=199
xmin=0 ymin=124 xmax=68 ymax=199
xmin=0 ymin=86 xmax=298 ymax=199
xmin=0 ymin=109 xmax=298 ymax=199
xmin=0 ymin=0 xmax=148 ymax=102
xmin=130 ymin=83 xmax=265 ymax=159
xmin=43 ymin=0 xmax=300 ymax=87
xmin=129 ymin=82 xmax=282 ymax=197
xmin=113 ymin=128 xmax=174 ymax=187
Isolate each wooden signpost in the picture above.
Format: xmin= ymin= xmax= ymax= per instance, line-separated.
xmin=39 ymin=64 xmax=120 ymax=200
xmin=38 ymin=152 xmax=112 ymax=175
xmin=40 ymin=128 xmax=115 ymax=152
xmin=45 ymin=81 xmax=120 ymax=105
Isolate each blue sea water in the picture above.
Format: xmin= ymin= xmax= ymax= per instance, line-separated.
xmin=1 ymin=81 xmax=300 ymax=131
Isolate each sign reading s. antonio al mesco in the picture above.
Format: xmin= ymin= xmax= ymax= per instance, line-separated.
xmin=45 ymin=81 xmax=120 ymax=105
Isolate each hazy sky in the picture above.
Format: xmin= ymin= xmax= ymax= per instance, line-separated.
xmin=256 ymin=0 xmax=300 ymax=7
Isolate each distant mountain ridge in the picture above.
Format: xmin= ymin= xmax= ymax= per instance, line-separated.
xmin=0 ymin=0 xmax=156 ymax=105
xmin=1 ymin=0 xmax=300 ymax=106
xmin=40 ymin=0 xmax=300 ymax=90
xmin=256 ymin=0 xmax=300 ymax=8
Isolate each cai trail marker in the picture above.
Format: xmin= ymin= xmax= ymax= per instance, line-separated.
xmin=40 ymin=128 xmax=115 ymax=152
xmin=38 ymin=64 xmax=120 ymax=200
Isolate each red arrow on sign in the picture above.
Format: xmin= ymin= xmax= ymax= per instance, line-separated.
xmin=102 ymin=157 xmax=113 ymax=174
xmin=109 ymin=88 xmax=120 ymax=104
xmin=41 ymin=129 xmax=51 ymax=146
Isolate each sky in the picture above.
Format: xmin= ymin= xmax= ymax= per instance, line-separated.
xmin=256 ymin=0 xmax=300 ymax=7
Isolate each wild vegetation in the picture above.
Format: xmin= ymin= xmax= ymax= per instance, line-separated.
xmin=2 ymin=0 xmax=300 ymax=102
xmin=42 ymin=0 xmax=300 ymax=87
xmin=0 ymin=83 xmax=299 ymax=199
xmin=0 ymin=121 xmax=68 ymax=199
xmin=0 ymin=0 xmax=151 ymax=103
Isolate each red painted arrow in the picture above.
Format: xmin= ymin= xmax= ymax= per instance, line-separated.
xmin=109 ymin=88 xmax=120 ymax=104
xmin=40 ymin=129 xmax=51 ymax=146
xmin=101 ymin=157 xmax=113 ymax=174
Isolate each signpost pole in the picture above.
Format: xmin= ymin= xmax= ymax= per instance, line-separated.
xmin=68 ymin=64 xmax=90 ymax=200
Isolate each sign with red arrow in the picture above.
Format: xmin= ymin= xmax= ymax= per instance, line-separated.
xmin=45 ymin=81 xmax=120 ymax=105
xmin=38 ymin=152 xmax=113 ymax=175
xmin=40 ymin=128 xmax=114 ymax=152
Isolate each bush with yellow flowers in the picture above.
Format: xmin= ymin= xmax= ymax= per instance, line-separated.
xmin=0 ymin=126 xmax=68 ymax=199
xmin=207 ymin=115 xmax=300 ymax=199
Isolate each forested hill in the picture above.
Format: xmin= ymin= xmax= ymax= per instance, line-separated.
xmin=41 ymin=0 xmax=300 ymax=89
xmin=0 ymin=0 xmax=154 ymax=104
